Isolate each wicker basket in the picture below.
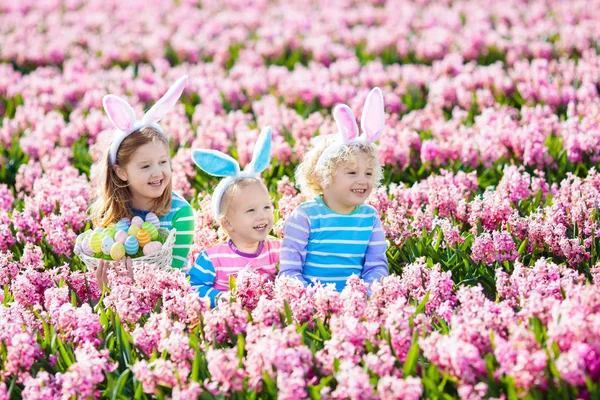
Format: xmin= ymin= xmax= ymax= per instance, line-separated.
xmin=75 ymin=228 xmax=177 ymax=272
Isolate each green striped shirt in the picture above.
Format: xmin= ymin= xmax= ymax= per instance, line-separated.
xmin=132 ymin=192 xmax=195 ymax=269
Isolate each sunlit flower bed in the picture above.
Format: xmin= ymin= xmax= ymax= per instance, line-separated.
xmin=1 ymin=0 xmax=600 ymax=398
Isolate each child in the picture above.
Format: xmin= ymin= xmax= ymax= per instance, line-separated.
xmin=187 ymin=127 xmax=281 ymax=307
xmin=279 ymin=88 xmax=388 ymax=294
xmin=90 ymin=76 xmax=195 ymax=283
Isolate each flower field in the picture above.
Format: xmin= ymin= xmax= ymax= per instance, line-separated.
xmin=2 ymin=0 xmax=600 ymax=398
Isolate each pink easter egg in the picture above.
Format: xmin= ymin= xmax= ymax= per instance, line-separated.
xmin=143 ymin=241 xmax=162 ymax=256
xmin=114 ymin=230 xmax=128 ymax=244
xmin=131 ymin=216 xmax=144 ymax=227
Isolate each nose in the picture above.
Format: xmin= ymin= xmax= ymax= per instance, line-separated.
xmin=150 ymin=164 xmax=163 ymax=177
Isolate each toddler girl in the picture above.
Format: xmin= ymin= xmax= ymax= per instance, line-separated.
xmin=187 ymin=127 xmax=281 ymax=307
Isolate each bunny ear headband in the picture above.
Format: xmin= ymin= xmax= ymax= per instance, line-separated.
xmin=316 ymin=87 xmax=385 ymax=170
xmin=103 ymin=75 xmax=188 ymax=165
xmin=191 ymin=127 xmax=273 ymax=219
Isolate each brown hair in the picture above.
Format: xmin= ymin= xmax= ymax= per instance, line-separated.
xmin=89 ymin=127 xmax=172 ymax=228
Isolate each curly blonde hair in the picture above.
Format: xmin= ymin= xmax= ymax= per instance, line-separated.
xmin=295 ymin=134 xmax=383 ymax=198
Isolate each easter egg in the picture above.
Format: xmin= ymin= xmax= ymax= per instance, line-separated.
xmin=82 ymin=237 xmax=94 ymax=256
xmin=115 ymin=220 xmax=129 ymax=232
xmin=128 ymin=224 xmax=140 ymax=237
xmin=145 ymin=212 xmax=160 ymax=229
xmin=142 ymin=221 xmax=159 ymax=240
xmin=143 ymin=241 xmax=162 ymax=256
xmin=110 ymin=242 xmax=126 ymax=260
xmin=136 ymin=229 xmax=151 ymax=247
xmin=102 ymin=227 xmax=116 ymax=239
xmin=124 ymin=236 xmax=139 ymax=255
xmin=94 ymin=227 xmax=104 ymax=235
xmin=114 ymin=230 xmax=128 ymax=244
xmin=101 ymin=236 xmax=115 ymax=255
xmin=131 ymin=216 xmax=144 ymax=227
xmin=89 ymin=232 xmax=103 ymax=254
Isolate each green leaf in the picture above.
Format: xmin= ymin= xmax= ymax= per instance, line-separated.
xmin=283 ymin=300 xmax=293 ymax=326
xmin=414 ymin=291 xmax=430 ymax=316
xmin=262 ymin=370 xmax=278 ymax=397
xmin=402 ymin=331 xmax=420 ymax=377
xmin=111 ymin=370 xmax=130 ymax=400
xmin=316 ymin=318 xmax=331 ymax=341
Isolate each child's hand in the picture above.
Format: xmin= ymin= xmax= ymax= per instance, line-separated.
xmin=95 ymin=257 xmax=134 ymax=289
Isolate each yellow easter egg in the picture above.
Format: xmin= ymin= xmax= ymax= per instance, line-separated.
xmin=110 ymin=242 xmax=126 ymax=260
xmin=136 ymin=229 xmax=151 ymax=247
xmin=128 ymin=224 xmax=140 ymax=237
xmin=89 ymin=232 xmax=103 ymax=254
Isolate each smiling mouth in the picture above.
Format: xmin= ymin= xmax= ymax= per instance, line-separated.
xmin=149 ymin=179 xmax=163 ymax=187
xmin=254 ymin=224 xmax=268 ymax=231
xmin=351 ymin=189 xmax=366 ymax=195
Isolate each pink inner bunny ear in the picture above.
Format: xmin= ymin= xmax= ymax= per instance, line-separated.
xmin=102 ymin=95 xmax=136 ymax=131
xmin=361 ymin=87 xmax=385 ymax=142
xmin=143 ymin=75 xmax=188 ymax=124
xmin=333 ymin=105 xmax=359 ymax=142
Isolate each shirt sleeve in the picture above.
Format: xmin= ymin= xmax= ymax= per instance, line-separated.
xmin=186 ymin=250 xmax=221 ymax=307
xmin=170 ymin=204 xmax=195 ymax=269
xmin=361 ymin=214 xmax=389 ymax=295
xmin=278 ymin=208 xmax=310 ymax=287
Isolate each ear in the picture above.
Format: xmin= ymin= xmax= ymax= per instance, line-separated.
xmin=191 ymin=149 xmax=240 ymax=177
xmin=113 ymin=164 xmax=128 ymax=182
xmin=246 ymin=127 xmax=272 ymax=174
xmin=360 ymin=87 xmax=385 ymax=142
xmin=142 ymin=75 xmax=188 ymax=124
xmin=333 ymin=104 xmax=359 ymax=142
xmin=103 ymin=95 xmax=136 ymax=131
xmin=220 ymin=215 xmax=233 ymax=233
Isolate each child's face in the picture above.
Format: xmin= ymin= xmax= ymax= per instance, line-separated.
xmin=223 ymin=182 xmax=274 ymax=246
xmin=114 ymin=141 xmax=171 ymax=207
xmin=322 ymin=152 xmax=374 ymax=214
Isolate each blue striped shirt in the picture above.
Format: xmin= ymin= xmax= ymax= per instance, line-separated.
xmin=278 ymin=196 xmax=388 ymax=293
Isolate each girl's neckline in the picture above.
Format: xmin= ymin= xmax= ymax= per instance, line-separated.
xmin=228 ymin=239 xmax=265 ymax=258
xmin=317 ymin=196 xmax=360 ymax=215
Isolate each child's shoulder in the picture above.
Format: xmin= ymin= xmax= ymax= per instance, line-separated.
xmin=171 ymin=192 xmax=192 ymax=209
xmin=264 ymin=235 xmax=282 ymax=248
xmin=204 ymin=239 xmax=230 ymax=255
xmin=296 ymin=198 xmax=326 ymax=215
xmin=358 ymin=203 xmax=379 ymax=215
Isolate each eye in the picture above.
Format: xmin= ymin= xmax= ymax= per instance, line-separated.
xmin=347 ymin=171 xmax=356 ymax=175
xmin=246 ymin=208 xmax=255 ymax=213
xmin=264 ymin=205 xmax=272 ymax=210
xmin=141 ymin=165 xmax=149 ymax=169
xmin=366 ymin=172 xmax=373 ymax=176
xmin=160 ymin=160 xmax=168 ymax=165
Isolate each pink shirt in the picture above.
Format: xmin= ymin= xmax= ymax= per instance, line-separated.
xmin=205 ymin=236 xmax=281 ymax=290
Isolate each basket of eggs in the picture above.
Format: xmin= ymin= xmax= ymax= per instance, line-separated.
xmin=74 ymin=212 xmax=176 ymax=271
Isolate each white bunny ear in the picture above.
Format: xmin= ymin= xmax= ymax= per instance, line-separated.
xmin=142 ymin=75 xmax=188 ymax=124
xmin=103 ymin=95 xmax=136 ymax=132
xmin=245 ymin=127 xmax=272 ymax=174
xmin=333 ymin=104 xmax=359 ymax=142
xmin=191 ymin=149 xmax=240 ymax=177
xmin=360 ymin=87 xmax=385 ymax=142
